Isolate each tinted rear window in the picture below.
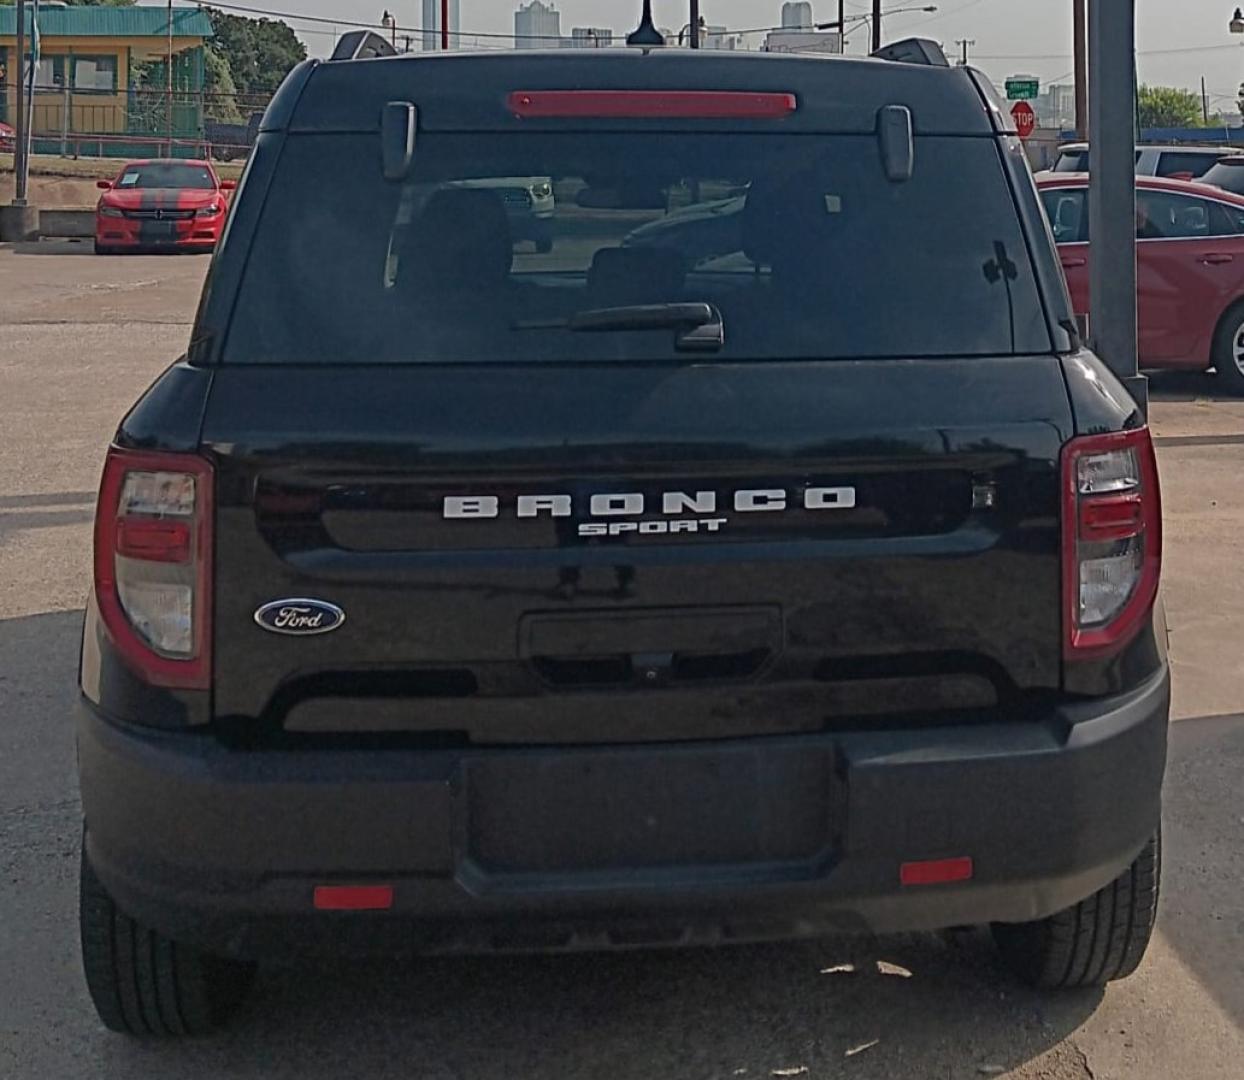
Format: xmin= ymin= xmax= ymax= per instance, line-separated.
xmin=223 ymin=133 xmax=1051 ymax=364
xmin=1200 ymin=161 xmax=1244 ymax=194
xmin=1155 ymin=151 xmax=1224 ymax=178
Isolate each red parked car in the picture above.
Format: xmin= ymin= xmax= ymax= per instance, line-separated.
xmin=0 ymin=120 xmax=15 ymax=153
xmin=94 ymin=158 xmax=235 ymax=255
xmin=1038 ymin=174 xmax=1244 ymax=392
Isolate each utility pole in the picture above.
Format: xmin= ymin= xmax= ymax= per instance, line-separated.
xmin=0 ymin=0 xmax=40 ymax=240
xmin=1088 ymin=0 xmax=1144 ymax=414
xmin=441 ymin=0 xmax=449 ymax=50
xmin=871 ymin=0 xmax=882 ymax=52
xmin=689 ymin=0 xmax=700 ymax=48
xmin=14 ymin=0 xmax=28 ymax=203
xmin=166 ymin=0 xmax=174 ymax=155
xmin=1073 ymin=0 xmax=1088 ymax=140
xmin=955 ymin=38 xmax=975 ymax=66
xmin=1202 ymin=75 xmax=1211 ymax=124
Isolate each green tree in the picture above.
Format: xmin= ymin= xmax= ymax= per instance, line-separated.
xmin=204 ymin=8 xmax=305 ymax=98
xmin=202 ymin=46 xmax=243 ymax=123
xmin=1137 ymin=84 xmax=1205 ymax=129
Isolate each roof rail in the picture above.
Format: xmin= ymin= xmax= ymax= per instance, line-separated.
xmin=331 ymin=30 xmax=398 ymax=61
xmin=872 ymin=38 xmax=950 ymax=67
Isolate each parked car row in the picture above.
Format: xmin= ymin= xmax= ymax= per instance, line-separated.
xmin=1040 ymin=144 xmax=1244 ymax=390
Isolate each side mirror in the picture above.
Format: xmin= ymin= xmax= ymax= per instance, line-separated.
xmin=96 ymin=180 xmax=113 ymax=190
xmin=220 ymin=179 xmax=237 ymax=191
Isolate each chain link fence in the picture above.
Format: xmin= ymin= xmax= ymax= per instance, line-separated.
xmin=9 ymin=83 xmax=271 ymax=161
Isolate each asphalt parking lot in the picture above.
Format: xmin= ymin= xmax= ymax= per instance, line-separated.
xmin=2 ymin=239 xmax=1244 ymax=1079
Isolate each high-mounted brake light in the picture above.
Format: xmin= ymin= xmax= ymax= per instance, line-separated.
xmin=93 ymin=447 xmax=213 ymax=690
xmin=1061 ymin=428 xmax=1162 ymax=659
xmin=507 ymin=90 xmax=798 ymax=120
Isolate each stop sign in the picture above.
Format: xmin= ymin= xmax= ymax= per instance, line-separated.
xmin=1011 ymin=100 xmax=1036 ymax=140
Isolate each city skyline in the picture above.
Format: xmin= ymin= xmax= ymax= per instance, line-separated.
xmin=230 ymin=0 xmax=1244 ymax=106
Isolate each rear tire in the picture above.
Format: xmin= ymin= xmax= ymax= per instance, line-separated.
xmin=992 ymin=830 xmax=1160 ymax=989
xmin=1212 ymin=301 xmax=1244 ymax=395
xmin=79 ymin=839 xmax=256 ymax=1036
xmin=93 ymin=241 xmax=118 ymax=256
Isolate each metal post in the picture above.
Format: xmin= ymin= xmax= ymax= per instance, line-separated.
xmin=689 ymin=0 xmax=700 ymax=48
xmin=441 ymin=0 xmax=449 ymax=50
xmin=838 ymin=0 xmax=845 ymax=52
xmin=871 ymin=0 xmax=881 ymax=52
xmin=61 ymin=70 xmax=69 ymax=157
xmin=166 ymin=0 xmax=174 ymax=154
xmin=1073 ymin=0 xmax=1088 ymax=140
xmin=14 ymin=0 xmax=28 ymax=203
xmin=1088 ymin=0 xmax=1146 ymax=414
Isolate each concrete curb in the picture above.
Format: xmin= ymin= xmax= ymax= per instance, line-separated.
xmin=0 ymin=203 xmax=40 ymax=241
xmin=37 ymin=208 xmax=95 ymax=239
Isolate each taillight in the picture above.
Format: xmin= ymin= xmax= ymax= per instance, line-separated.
xmin=93 ymin=447 xmax=213 ymax=689
xmin=1062 ymin=428 xmax=1162 ymax=659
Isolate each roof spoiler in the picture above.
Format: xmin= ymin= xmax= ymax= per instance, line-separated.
xmin=331 ymin=30 xmax=398 ymax=61
xmin=871 ymin=38 xmax=950 ymax=67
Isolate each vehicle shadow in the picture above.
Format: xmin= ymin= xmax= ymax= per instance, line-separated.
xmin=104 ymin=933 xmax=1102 ymax=1079
xmin=4 ymin=239 xmax=97 ymax=256
xmin=1148 ymin=370 xmax=1232 ymax=402
xmin=1159 ymin=710 xmax=1244 ymax=1029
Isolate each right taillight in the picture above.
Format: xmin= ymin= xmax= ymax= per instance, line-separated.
xmin=1062 ymin=427 xmax=1162 ymax=659
xmin=93 ymin=446 xmax=213 ymax=689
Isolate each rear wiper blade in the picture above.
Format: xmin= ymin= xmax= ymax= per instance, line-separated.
xmin=514 ymin=302 xmax=724 ymax=352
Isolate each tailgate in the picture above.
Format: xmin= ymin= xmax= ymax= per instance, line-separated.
xmin=201 ymin=357 xmax=1072 ymax=742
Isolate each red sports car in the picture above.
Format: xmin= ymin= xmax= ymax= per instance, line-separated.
xmin=94 ymin=158 xmax=235 ymax=255
xmin=1037 ymin=173 xmax=1244 ymax=393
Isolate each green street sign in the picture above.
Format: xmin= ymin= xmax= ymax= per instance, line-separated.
xmin=1006 ymin=78 xmax=1039 ymax=101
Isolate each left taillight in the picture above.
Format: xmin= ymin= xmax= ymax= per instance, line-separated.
xmin=1062 ymin=427 xmax=1162 ymax=660
xmin=93 ymin=446 xmax=213 ymax=690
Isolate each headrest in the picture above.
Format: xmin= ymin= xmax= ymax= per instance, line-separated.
xmin=588 ymin=246 xmax=688 ymax=307
xmin=403 ymin=188 xmax=513 ymax=291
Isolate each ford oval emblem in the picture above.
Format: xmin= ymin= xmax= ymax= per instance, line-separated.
xmin=254 ymin=598 xmax=346 ymax=636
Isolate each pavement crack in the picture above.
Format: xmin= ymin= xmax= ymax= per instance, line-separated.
xmin=1073 ymin=1042 xmax=1096 ymax=1080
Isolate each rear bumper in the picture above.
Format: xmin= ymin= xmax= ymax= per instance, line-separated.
xmin=78 ymin=669 xmax=1169 ymax=959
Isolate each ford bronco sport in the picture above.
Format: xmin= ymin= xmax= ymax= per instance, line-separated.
xmin=77 ymin=31 xmax=1167 ymax=1036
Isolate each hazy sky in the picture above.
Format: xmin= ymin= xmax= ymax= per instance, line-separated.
xmin=250 ymin=0 xmax=1244 ymax=108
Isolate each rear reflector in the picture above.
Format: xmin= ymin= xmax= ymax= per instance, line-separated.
xmin=313 ymin=885 xmax=395 ymax=911
xmin=508 ymin=90 xmax=798 ymax=120
xmin=900 ymin=856 xmax=974 ymax=887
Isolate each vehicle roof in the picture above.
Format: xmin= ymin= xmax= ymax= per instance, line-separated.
xmin=1036 ymin=172 xmax=1244 ymax=205
xmin=275 ymin=49 xmax=1002 ymax=137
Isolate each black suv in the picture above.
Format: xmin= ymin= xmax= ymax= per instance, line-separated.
xmin=77 ymin=34 xmax=1168 ymax=1037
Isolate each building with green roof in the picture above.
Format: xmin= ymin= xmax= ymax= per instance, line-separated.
xmin=1 ymin=4 xmax=216 ymax=155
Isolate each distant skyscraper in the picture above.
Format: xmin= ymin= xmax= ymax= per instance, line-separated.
xmin=781 ymin=2 xmax=814 ymax=29
xmin=515 ymin=1 xmax=561 ymax=48
xmin=567 ymin=26 xmax=612 ymax=48
xmin=421 ymin=0 xmax=461 ymax=51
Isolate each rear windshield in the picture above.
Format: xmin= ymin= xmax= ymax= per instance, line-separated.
xmin=223 ymin=132 xmax=1051 ymax=364
xmin=117 ymin=162 xmax=216 ymax=189
xmin=1199 ymin=160 xmax=1244 ymax=193
xmin=1154 ymin=151 xmax=1224 ymax=178
xmin=1052 ymin=150 xmax=1089 ymax=173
